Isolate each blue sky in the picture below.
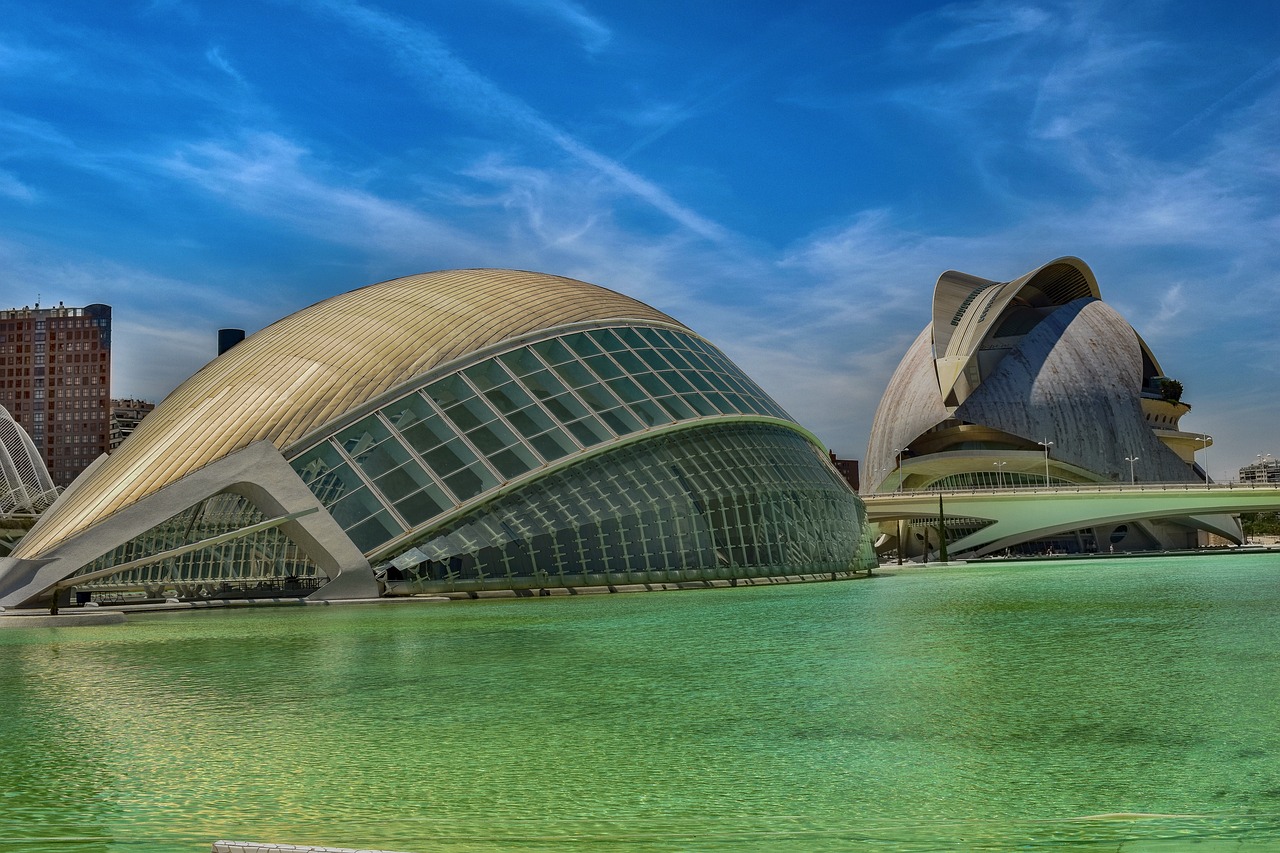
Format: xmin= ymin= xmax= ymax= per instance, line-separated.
xmin=2 ymin=0 xmax=1277 ymax=481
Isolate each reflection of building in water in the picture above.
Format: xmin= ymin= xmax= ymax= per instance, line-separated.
xmin=109 ymin=399 xmax=155 ymax=451
xmin=865 ymin=256 xmax=1240 ymax=557
xmin=0 ymin=269 xmax=875 ymax=609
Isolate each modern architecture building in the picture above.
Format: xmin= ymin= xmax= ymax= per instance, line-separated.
xmin=109 ymin=399 xmax=155 ymax=451
xmin=865 ymin=256 xmax=1240 ymax=557
xmin=0 ymin=270 xmax=875 ymax=608
xmin=0 ymin=303 xmax=111 ymax=487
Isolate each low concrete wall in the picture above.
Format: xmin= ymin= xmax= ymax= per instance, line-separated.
xmin=0 ymin=611 xmax=125 ymax=628
xmin=213 ymin=842 xmax=414 ymax=853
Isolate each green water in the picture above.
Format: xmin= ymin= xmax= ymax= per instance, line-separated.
xmin=2 ymin=555 xmax=1279 ymax=852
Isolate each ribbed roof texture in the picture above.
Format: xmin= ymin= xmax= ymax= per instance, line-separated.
xmin=16 ymin=269 xmax=683 ymax=557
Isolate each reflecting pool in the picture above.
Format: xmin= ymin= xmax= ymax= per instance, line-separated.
xmin=2 ymin=554 xmax=1279 ymax=851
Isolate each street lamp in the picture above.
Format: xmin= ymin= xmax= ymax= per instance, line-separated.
xmin=1037 ymin=439 xmax=1053 ymax=487
xmin=894 ymin=448 xmax=904 ymax=493
xmin=993 ymin=460 xmax=1007 ymax=489
xmin=1194 ymin=434 xmax=1211 ymax=489
xmin=1124 ymin=455 xmax=1139 ymax=485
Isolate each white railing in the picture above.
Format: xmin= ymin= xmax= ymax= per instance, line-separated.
xmin=864 ymin=481 xmax=1280 ymax=499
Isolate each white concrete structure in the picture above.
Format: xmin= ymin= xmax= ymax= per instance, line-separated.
xmin=0 ymin=270 xmax=874 ymax=609
xmin=866 ymin=257 xmax=1241 ymax=556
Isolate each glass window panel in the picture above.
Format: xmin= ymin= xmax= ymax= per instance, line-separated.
xmin=482 ymin=381 xmax=534 ymax=415
xmin=566 ymin=418 xmax=610 ymax=447
xmin=582 ymin=353 xmax=623 ymax=380
xmin=714 ymin=392 xmax=748 ymax=414
xmin=353 ymin=437 xmax=413 ymax=479
xmin=423 ymin=438 xmax=476 ymax=476
xmin=462 ymin=360 xmax=514 ymax=392
xmin=467 ymin=420 xmax=519 ymax=456
xmin=521 ymin=369 xmax=568 ymax=401
xmin=383 ymin=393 xmax=436 ymax=431
xmin=506 ymin=405 xmax=556 ymax=438
xmin=542 ymin=393 xmax=589 ymax=422
xmin=574 ymin=383 xmax=622 ymax=413
xmin=346 ymin=511 xmax=403 ymax=553
xmin=636 ymin=372 xmax=673 ymax=397
xmin=628 ymin=398 xmax=671 ymax=428
xmin=686 ymin=371 xmax=715 ymax=393
xmin=424 ymin=374 xmax=474 ymax=409
xmin=374 ymin=462 xmax=435 ymax=503
xmin=444 ymin=463 xmax=498 ymax=502
xmin=681 ymin=392 xmax=719 ymax=417
xmin=394 ymin=484 xmax=452 ymax=527
xmin=598 ymin=407 xmax=642 ymax=436
xmin=337 ymin=416 xmax=391 ymax=455
xmin=635 ymin=327 xmax=666 ymax=347
xmin=615 ymin=327 xmax=646 ymax=349
xmin=563 ymin=332 xmax=602 ymax=357
xmin=659 ymin=370 xmax=694 ymax=394
xmin=679 ymin=349 xmax=716 ymax=372
xmin=611 ymin=350 xmax=647 ymax=375
xmin=704 ymin=370 xmax=735 ymax=393
xmin=605 ymin=375 xmax=647 ymax=404
xmin=660 ymin=348 xmax=697 ymax=370
xmin=551 ymin=359 xmax=595 ymax=389
xmin=656 ymin=395 xmax=696 ymax=420
xmin=530 ymin=429 xmax=576 ymax=462
xmin=531 ymin=338 xmax=575 ymax=366
xmin=444 ymin=396 xmax=497 ymax=432
xmin=590 ymin=329 xmax=628 ymax=352
xmin=400 ymin=413 xmax=456 ymax=454
xmin=637 ymin=348 xmax=671 ymax=371
xmin=291 ymin=442 xmax=346 ymax=488
xmin=654 ymin=328 xmax=686 ymax=348
xmin=329 ymin=487 xmax=384 ymax=528
xmin=489 ymin=445 xmax=539 ymax=479
xmin=499 ymin=348 xmax=545 ymax=377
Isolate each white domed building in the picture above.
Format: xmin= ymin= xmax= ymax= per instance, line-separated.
xmin=866 ymin=257 xmax=1239 ymax=557
xmin=0 ymin=270 xmax=875 ymax=608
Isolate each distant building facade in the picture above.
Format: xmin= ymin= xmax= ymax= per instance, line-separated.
xmin=110 ymin=399 xmax=155 ymax=451
xmin=0 ymin=304 xmax=111 ymax=486
xmin=828 ymin=452 xmax=860 ymax=492
xmin=1240 ymin=457 xmax=1280 ymax=485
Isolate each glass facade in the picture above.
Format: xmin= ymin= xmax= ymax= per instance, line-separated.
xmin=289 ymin=325 xmax=795 ymax=555
xmin=70 ymin=493 xmax=323 ymax=599
xmin=382 ymin=423 xmax=866 ymax=594
xmin=55 ymin=324 xmax=869 ymax=601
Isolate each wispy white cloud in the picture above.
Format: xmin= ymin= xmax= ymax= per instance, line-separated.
xmin=0 ymin=170 xmax=35 ymax=202
xmin=498 ymin=0 xmax=611 ymax=53
xmin=205 ymin=45 xmax=244 ymax=84
xmin=310 ymin=0 xmax=732 ymax=244
xmin=924 ymin=0 xmax=1056 ymax=51
xmin=163 ymin=131 xmax=490 ymax=266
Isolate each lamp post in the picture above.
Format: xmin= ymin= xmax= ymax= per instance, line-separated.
xmin=1124 ymin=455 xmax=1139 ymax=485
xmin=1037 ymin=439 xmax=1053 ymax=487
xmin=1194 ymin=434 xmax=1210 ymax=488
xmin=894 ymin=448 xmax=903 ymax=493
xmin=993 ymin=460 xmax=1007 ymax=489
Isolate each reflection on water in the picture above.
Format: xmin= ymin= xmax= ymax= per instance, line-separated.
xmin=1 ymin=555 xmax=1278 ymax=852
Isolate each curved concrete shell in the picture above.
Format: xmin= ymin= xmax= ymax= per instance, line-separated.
xmin=1 ymin=269 xmax=874 ymax=608
xmin=866 ymin=256 xmax=1236 ymax=555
